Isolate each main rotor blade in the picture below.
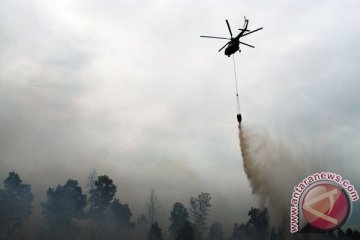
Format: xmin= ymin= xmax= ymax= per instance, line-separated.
xmin=238 ymin=28 xmax=250 ymax=32
xmin=240 ymin=41 xmax=255 ymax=48
xmin=218 ymin=42 xmax=229 ymax=52
xmin=226 ymin=19 xmax=233 ymax=38
xmin=242 ymin=27 xmax=263 ymax=37
xmin=200 ymin=36 xmax=231 ymax=40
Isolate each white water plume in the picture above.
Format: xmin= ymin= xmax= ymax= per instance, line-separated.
xmin=238 ymin=123 xmax=310 ymax=230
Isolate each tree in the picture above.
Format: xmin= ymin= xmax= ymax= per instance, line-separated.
xmin=353 ymin=230 xmax=360 ymax=240
xmin=249 ymin=208 xmax=268 ymax=239
xmin=147 ymin=222 xmax=163 ymax=240
xmin=169 ymin=202 xmax=189 ymax=238
xmin=176 ymin=221 xmax=195 ymax=240
xmin=190 ymin=192 xmax=211 ymax=240
xmin=207 ymin=222 xmax=223 ymax=240
xmin=40 ymin=179 xmax=86 ymax=239
xmin=87 ymin=174 xmax=134 ymax=239
xmin=109 ymin=198 xmax=134 ymax=237
xmin=231 ymin=207 xmax=269 ymax=240
xmin=337 ymin=229 xmax=346 ymax=240
xmin=346 ymin=228 xmax=353 ymax=240
xmin=146 ymin=190 xmax=162 ymax=224
xmin=88 ymin=175 xmax=117 ymax=217
xmin=325 ymin=230 xmax=337 ymax=240
xmin=231 ymin=223 xmax=249 ymax=240
xmin=0 ymin=172 xmax=33 ymax=240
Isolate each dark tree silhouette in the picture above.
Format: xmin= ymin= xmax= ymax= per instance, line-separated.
xmin=0 ymin=172 xmax=33 ymax=240
xmin=109 ymin=198 xmax=134 ymax=236
xmin=176 ymin=221 xmax=195 ymax=240
xmin=190 ymin=192 xmax=211 ymax=240
xmin=170 ymin=202 xmax=189 ymax=238
xmin=88 ymin=175 xmax=117 ymax=217
xmin=325 ymin=230 xmax=336 ymax=240
xmin=247 ymin=207 xmax=269 ymax=239
xmin=147 ymin=222 xmax=163 ymax=240
xmin=353 ymin=230 xmax=360 ymax=240
xmin=231 ymin=208 xmax=269 ymax=240
xmin=347 ymin=229 xmax=354 ymax=240
xmin=337 ymin=228 xmax=346 ymax=240
xmin=40 ymin=179 xmax=86 ymax=239
xmin=231 ymin=223 xmax=249 ymax=240
xmin=87 ymin=175 xmax=133 ymax=239
xmin=207 ymin=222 xmax=223 ymax=240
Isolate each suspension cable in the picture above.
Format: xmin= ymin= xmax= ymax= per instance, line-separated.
xmin=232 ymin=55 xmax=241 ymax=114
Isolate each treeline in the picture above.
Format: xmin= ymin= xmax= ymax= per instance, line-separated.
xmin=0 ymin=171 xmax=359 ymax=240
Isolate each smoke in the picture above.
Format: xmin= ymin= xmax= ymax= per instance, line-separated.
xmin=238 ymin=123 xmax=311 ymax=230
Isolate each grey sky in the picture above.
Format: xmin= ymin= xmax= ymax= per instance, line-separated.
xmin=0 ymin=0 xmax=360 ymax=235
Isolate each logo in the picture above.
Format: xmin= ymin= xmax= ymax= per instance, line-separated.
xmin=290 ymin=172 xmax=359 ymax=233
xmin=301 ymin=183 xmax=350 ymax=230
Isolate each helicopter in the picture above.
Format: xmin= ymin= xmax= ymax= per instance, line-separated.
xmin=200 ymin=17 xmax=263 ymax=57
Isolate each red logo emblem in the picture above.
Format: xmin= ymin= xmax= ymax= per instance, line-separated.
xmin=301 ymin=183 xmax=350 ymax=230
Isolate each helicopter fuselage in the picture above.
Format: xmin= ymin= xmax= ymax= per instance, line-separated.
xmin=224 ymin=39 xmax=240 ymax=57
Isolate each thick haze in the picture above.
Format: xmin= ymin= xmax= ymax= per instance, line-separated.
xmin=1 ymin=0 xmax=360 ymax=235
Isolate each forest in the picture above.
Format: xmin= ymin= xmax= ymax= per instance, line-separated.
xmin=0 ymin=171 xmax=359 ymax=240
